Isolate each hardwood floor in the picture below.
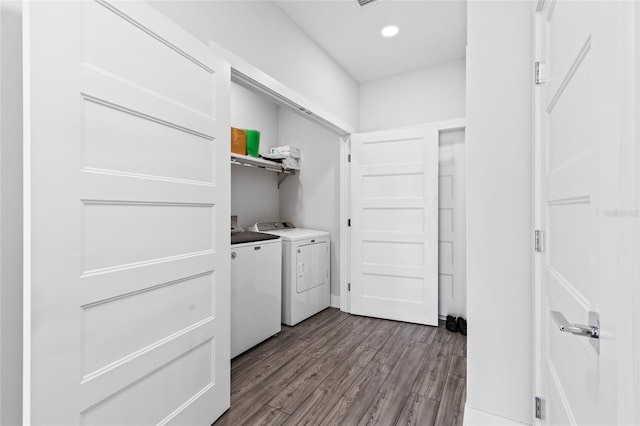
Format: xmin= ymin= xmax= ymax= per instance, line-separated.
xmin=214 ymin=308 xmax=466 ymax=426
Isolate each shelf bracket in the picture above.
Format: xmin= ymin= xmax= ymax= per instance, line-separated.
xmin=277 ymin=172 xmax=292 ymax=188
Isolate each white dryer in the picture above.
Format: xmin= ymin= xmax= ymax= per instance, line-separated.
xmin=250 ymin=222 xmax=330 ymax=326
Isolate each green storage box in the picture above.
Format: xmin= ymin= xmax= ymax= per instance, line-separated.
xmin=245 ymin=129 xmax=260 ymax=158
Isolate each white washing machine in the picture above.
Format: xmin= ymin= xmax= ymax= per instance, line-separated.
xmin=250 ymin=222 xmax=330 ymax=326
xmin=231 ymin=218 xmax=282 ymax=358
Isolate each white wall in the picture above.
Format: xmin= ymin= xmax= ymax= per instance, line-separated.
xmin=149 ymin=1 xmax=359 ymax=131
xmin=0 ymin=2 xmax=23 ymax=424
xmin=466 ymin=1 xmax=533 ymax=424
xmin=231 ymin=164 xmax=280 ymax=231
xmin=230 ymin=83 xmax=280 ymax=230
xmin=278 ymin=108 xmax=342 ymax=299
xmin=359 ymin=58 xmax=466 ymax=132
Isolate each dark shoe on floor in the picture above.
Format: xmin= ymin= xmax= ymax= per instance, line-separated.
xmin=446 ymin=315 xmax=458 ymax=333
xmin=457 ymin=317 xmax=467 ymax=336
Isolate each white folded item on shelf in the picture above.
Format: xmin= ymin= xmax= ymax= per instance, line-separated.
xmin=270 ymin=145 xmax=300 ymax=158
xmin=282 ymin=157 xmax=301 ymax=170
xmin=261 ymin=152 xmax=288 ymax=160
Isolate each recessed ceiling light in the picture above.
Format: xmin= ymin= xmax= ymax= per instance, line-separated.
xmin=381 ymin=25 xmax=399 ymax=38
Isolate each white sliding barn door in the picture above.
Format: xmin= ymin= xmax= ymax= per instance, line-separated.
xmin=24 ymin=1 xmax=230 ymax=424
xmin=535 ymin=1 xmax=636 ymax=424
xmin=350 ymin=126 xmax=438 ymax=326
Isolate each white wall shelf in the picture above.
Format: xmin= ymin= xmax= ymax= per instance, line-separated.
xmin=230 ymin=153 xmax=295 ymax=188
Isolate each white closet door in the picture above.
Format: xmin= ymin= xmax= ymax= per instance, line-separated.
xmin=24 ymin=1 xmax=230 ymax=424
xmin=350 ymin=126 xmax=439 ymax=326
xmin=438 ymin=129 xmax=466 ymax=318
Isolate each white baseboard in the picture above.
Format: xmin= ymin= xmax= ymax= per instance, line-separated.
xmin=330 ymin=294 xmax=340 ymax=309
xmin=463 ymin=404 xmax=530 ymax=426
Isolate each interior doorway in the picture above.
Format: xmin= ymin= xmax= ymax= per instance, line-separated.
xmin=344 ymin=119 xmax=466 ymax=323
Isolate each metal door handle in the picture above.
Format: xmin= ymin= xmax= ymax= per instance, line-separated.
xmin=551 ymin=311 xmax=599 ymax=338
xmin=551 ymin=311 xmax=600 ymax=354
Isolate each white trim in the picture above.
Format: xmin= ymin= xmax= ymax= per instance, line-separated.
xmin=532 ymin=5 xmax=544 ymax=426
xmin=424 ymin=118 xmax=466 ymax=132
xmin=463 ymin=404 xmax=528 ymax=426
xmin=209 ymin=42 xmax=355 ymax=136
xmin=21 ymin=2 xmax=31 ymax=423
xmin=392 ymin=118 xmax=466 ymax=134
xmin=635 ymin=4 xmax=640 ymax=424
xmin=330 ymin=294 xmax=340 ymax=309
xmin=339 ymin=135 xmax=350 ymax=313
xmin=0 ymin=3 xmax=4 ymax=418
xmin=633 ymin=3 xmax=640 ymax=423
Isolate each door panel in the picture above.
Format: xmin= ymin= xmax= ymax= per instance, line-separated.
xmin=350 ymin=126 xmax=438 ymax=325
xmin=438 ymin=129 xmax=466 ymax=317
xmin=82 ymin=100 xmax=215 ymax=183
xmin=25 ymin=1 xmax=230 ymax=424
xmin=81 ymin=340 xmax=215 ymax=425
xmin=535 ymin=1 xmax=636 ymax=424
xmin=539 ymin=2 xmax=600 ymax=422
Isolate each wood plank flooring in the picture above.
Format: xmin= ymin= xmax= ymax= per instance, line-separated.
xmin=213 ymin=308 xmax=466 ymax=426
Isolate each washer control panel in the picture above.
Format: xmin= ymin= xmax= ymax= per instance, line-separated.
xmin=251 ymin=221 xmax=295 ymax=232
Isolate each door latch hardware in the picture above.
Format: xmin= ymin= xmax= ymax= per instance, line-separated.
xmin=551 ymin=311 xmax=600 ymax=354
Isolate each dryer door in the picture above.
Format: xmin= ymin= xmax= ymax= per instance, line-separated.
xmin=296 ymin=241 xmax=329 ymax=293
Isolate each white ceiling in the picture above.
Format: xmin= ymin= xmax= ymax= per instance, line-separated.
xmin=274 ymin=0 xmax=467 ymax=83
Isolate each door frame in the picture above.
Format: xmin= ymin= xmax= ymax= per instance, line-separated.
xmin=217 ymin=46 xmax=355 ymax=312
xmin=340 ymin=118 xmax=466 ymax=315
xmin=339 ymin=134 xmax=351 ymax=312
xmin=532 ymin=6 xmax=543 ymax=424
xmin=634 ymin=4 xmax=640 ymax=423
xmin=532 ymin=1 xmax=640 ymax=423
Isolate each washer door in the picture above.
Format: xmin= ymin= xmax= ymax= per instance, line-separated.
xmin=296 ymin=241 xmax=328 ymax=293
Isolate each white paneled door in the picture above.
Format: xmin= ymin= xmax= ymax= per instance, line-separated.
xmin=24 ymin=1 xmax=230 ymax=424
xmin=437 ymin=129 xmax=466 ymax=318
xmin=535 ymin=1 xmax=636 ymax=424
xmin=350 ymin=126 xmax=439 ymax=326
